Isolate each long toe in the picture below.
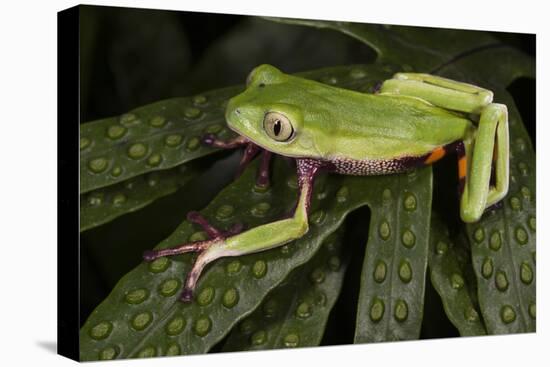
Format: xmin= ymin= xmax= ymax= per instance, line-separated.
xmin=180 ymin=288 xmax=194 ymax=303
xmin=143 ymin=250 xmax=158 ymax=262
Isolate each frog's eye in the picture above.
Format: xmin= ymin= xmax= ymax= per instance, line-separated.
xmin=263 ymin=112 xmax=294 ymax=142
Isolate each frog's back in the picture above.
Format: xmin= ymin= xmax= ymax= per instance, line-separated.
xmin=306 ymin=89 xmax=472 ymax=162
xmin=291 ymin=84 xmax=473 ymax=175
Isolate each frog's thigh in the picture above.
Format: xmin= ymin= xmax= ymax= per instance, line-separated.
xmin=460 ymin=103 xmax=509 ymax=222
xmin=379 ymin=73 xmax=493 ymax=114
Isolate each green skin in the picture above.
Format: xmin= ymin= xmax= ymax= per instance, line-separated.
xmin=144 ymin=64 xmax=509 ymax=302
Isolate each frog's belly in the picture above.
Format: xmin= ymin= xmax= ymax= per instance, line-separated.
xmin=329 ymin=141 xmax=459 ymax=176
xmin=331 ymin=156 xmax=426 ymax=176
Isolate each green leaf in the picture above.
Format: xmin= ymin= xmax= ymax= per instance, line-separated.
xmin=354 ymin=167 xmax=432 ymax=342
xmin=80 ymin=86 xmax=241 ymax=194
xmin=428 ymin=215 xmax=487 ymax=336
xmin=432 ymin=47 xmax=536 ymax=334
xmin=467 ymin=134 xmax=536 ymax=334
xmin=80 ymin=158 xmax=304 ymax=360
xmin=80 ymin=162 xmax=201 ymax=232
xmin=81 ymin=149 xmax=431 ymax=359
xmin=222 ymin=229 xmax=349 ymax=351
xmin=265 ymin=18 xmax=498 ymax=71
xmin=435 ymin=45 xmax=535 ymax=86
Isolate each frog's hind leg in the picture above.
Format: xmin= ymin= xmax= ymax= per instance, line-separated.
xmin=381 ymin=73 xmax=509 ymax=222
xmin=379 ymin=73 xmax=493 ymax=114
xmin=459 ymin=104 xmax=509 ymax=222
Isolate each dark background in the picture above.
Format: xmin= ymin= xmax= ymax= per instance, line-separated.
xmin=79 ymin=5 xmax=535 ymax=347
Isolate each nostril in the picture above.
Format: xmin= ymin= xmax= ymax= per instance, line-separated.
xmin=235 ymin=109 xmax=241 ymax=115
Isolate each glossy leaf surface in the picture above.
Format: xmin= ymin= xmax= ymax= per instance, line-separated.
xmin=428 ymin=215 xmax=487 ymax=336
xmin=223 ymin=229 xmax=349 ymax=351
xmin=81 ymin=162 xmax=200 ymax=232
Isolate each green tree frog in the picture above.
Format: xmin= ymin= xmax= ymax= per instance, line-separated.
xmin=144 ymin=64 xmax=509 ymax=302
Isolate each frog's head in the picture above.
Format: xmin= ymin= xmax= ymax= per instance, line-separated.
xmin=225 ymin=64 xmax=325 ymax=158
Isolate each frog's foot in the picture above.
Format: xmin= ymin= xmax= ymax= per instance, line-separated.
xmin=236 ymin=142 xmax=262 ymax=177
xmin=202 ymin=134 xmax=273 ymax=189
xmin=143 ymin=211 xmax=244 ymax=302
xmin=186 ymin=211 xmax=244 ymax=238
xmin=202 ymin=134 xmax=249 ymax=149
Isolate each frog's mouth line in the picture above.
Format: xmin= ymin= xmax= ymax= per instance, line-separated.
xmin=227 ymin=123 xmax=308 ymax=160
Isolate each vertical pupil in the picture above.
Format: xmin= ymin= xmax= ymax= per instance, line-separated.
xmin=273 ymin=120 xmax=281 ymax=136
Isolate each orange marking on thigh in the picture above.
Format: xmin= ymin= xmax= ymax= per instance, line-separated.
xmin=424 ymin=147 xmax=446 ymax=164
xmin=458 ymin=156 xmax=467 ymax=178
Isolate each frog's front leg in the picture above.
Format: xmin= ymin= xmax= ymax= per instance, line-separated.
xmin=380 ymin=73 xmax=509 ymax=222
xmin=143 ymin=158 xmax=323 ymax=302
xmin=203 ymin=133 xmax=272 ymax=189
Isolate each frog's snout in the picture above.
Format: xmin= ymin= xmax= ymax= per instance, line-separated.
xmin=225 ymin=97 xmax=239 ymax=116
xmin=224 ymin=99 xmax=236 ymax=120
xmin=224 ymin=99 xmax=242 ymax=133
